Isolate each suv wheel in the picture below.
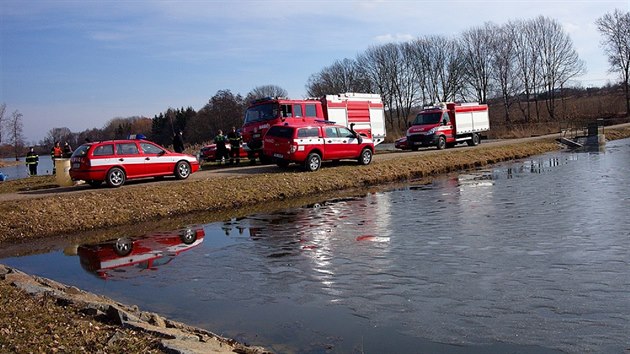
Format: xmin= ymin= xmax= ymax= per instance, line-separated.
xmin=106 ymin=167 xmax=126 ymax=188
xmin=304 ymin=152 xmax=321 ymax=172
xmin=358 ymin=148 xmax=373 ymax=165
xmin=175 ymin=161 xmax=191 ymax=179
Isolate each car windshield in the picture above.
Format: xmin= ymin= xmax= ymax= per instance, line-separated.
xmin=412 ymin=112 xmax=442 ymax=125
xmin=244 ymin=103 xmax=279 ymax=124
xmin=71 ymin=145 xmax=90 ymax=157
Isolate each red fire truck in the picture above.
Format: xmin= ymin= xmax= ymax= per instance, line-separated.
xmin=242 ymin=92 xmax=386 ymax=163
xmin=405 ymin=102 xmax=489 ymax=150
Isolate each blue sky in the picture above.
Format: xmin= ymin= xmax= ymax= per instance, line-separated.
xmin=1 ymin=0 xmax=628 ymax=143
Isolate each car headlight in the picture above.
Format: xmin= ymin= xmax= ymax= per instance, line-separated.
xmin=427 ymin=127 xmax=437 ymax=135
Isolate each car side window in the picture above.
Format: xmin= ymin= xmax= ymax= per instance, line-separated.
xmin=297 ymin=127 xmax=319 ymax=138
xmin=338 ymin=127 xmax=354 ymax=138
xmin=324 ymin=127 xmax=339 ymax=138
xmin=116 ymin=143 xmax=139 ymax=155
xmin=92 ymin=144 xmax=114 ymax=156
xmin=140 ymin=142 xmax=164 ymax=155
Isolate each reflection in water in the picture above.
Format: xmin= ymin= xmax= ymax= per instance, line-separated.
xmin=2 ymin=139 xmax=630 ymax=353
xmin=77 ymin=226 xmax=205 ymax=279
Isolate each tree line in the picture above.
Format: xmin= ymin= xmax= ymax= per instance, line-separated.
xmin=1 ymin=10 xmax=628 ymax=157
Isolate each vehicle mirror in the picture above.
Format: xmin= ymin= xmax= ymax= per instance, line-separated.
xmin=158 ymin=150 xmax=166 ymax=156
xmin=442 ymin=118 xmax=448 ymax=126
xmin=357 ymin=135 xmax=363 ymax=144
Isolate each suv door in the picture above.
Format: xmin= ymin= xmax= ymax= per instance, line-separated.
xmin=115 ymin=142 xmax=144 ymax=177
xmin=323 ymin=126 xmax=343 ymax=159
xmin=337 ymin=126 xmax=362 ymax=157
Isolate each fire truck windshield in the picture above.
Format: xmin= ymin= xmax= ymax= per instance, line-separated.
xmin=412 ymin=112 xmax=442 ymax=125
xmin=244 ymin=103 xmax=279 ymax=124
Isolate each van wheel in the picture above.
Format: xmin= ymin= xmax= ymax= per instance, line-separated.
xmin=436 ymin=136 xmax=446 ymax=150
xmin=304 ymin=153 xmax=321 ymax=172
xmin=358 ymin=148 xmax=373 ymax=165
xmin=106 ymin=167 xmax=126 ymax=187
xmin=175 ymin=161 xmax=191 ymax=179
xmin=114 ymin=237 xmax=132 ymax=256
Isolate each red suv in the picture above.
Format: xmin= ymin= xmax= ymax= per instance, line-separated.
xmin=262 ymin=121 xmax=374 ymax=171
xmin=70 ymin=139 xmax=199 ymax=187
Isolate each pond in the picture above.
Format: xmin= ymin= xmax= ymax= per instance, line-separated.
xmin=2 ymin=139 xmax=629 ymax=353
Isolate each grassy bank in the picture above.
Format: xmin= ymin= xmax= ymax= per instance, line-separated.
xmin=1 ymin=127 xmax=630 ymax=246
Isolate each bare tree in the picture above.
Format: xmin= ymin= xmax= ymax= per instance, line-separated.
xmin=532 ymin=16 xmax=585 ymax=120
xmin=245 ymin=85 xmax=288 ymax=102
xmin=460 ymin=22 xmax=498 ymax=103
xmin=490 ymin=22 xmax=521 ymax=123
xmin=356 ymin=44 xmax=400 ymax=130
xmin=0 ymin=103 xmax=5 ymax=144
xmin=597 ymin=9 xmax=630 ymax=115
xmin=305 ymin=58 xmax=372 ymax=97
xmin=7 ymin=110 xmax=24 ymax=160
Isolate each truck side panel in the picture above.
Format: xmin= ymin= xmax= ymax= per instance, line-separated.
xmin=450 ymin=104 xmax=489 ymax=135
xmin=324 ymin=93 xmax=386 ymax=145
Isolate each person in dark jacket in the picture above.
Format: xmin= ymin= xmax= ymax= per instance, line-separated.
xmin=227 ymin=126 xmax=243 ymax=165
xmin=173 ymin=131 xmax=185 ymax=153
xmin=25 ymin=147 xmax=39 ymax=176
xmin=62 ymin=142 xmax=73 ymax=158
xmin=214 ymin=130 xmax=227 ymax=164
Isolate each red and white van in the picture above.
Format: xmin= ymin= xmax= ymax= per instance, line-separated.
xmin=69 ymin=139 xmax=199 ymax=187
xmin=263 ymin=120 xmax=374 ymax=171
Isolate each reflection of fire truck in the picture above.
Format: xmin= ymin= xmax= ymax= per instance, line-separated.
xmin=242 ymin=93 xmax=386 ymax=162
xmin=77 ymin=227 xmax=205 ymax=279
xmin=405 ymin=102 xmax=489 ymax=150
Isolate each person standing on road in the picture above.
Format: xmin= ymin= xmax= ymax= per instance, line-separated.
xmin=51 ymin=141 xmax=62 ymax=174
xmin=62 ymin=142 xmax=73 ymax=158
xmin=25 ymin=147 xmax=39 ymax=176
xmin=173 ymin=130 xmax=185 ymax=153
xmin=227 ymin=126 xmax=242 ymax=165
xmin=214 ymin=129 xmax=228 ymax=165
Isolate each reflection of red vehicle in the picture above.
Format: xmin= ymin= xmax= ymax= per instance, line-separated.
xmin=199 ymin=143 xmax=248 ymax=162
xmin=78 ymin=227 xmax=205 ymax=279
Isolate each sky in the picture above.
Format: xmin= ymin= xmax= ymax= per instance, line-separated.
xmin=1 ymin=0 xmax=629 ymax=143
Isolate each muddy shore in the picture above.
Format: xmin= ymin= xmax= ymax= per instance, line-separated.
xmin=1 ymin=126 xmax=630 ymax=353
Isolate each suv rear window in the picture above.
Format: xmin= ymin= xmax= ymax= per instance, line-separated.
xmin=266 ymin=126 xmax=295 ymax=139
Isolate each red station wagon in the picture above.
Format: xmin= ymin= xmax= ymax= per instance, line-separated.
xmin=70 ymin=139 xmax=199 ymax=187
xmin=262 ymin=121 xmax=374 ymax=171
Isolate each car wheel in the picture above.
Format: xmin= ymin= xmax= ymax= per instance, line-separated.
xmin=106 ymin=167 xmax=126 ymax=188
xmin=114 ymin=237 xmax=132 ymax=256
xmin=87 ymin=180 xmax=102 ymax=188
xmin=304 ymin=152 xmax=321 ymax=172
xmin=180 ymin=229 xmax=197 ymax=244
xmin=358 ymin=148 xmax=373 ymax=165
xmin=437 ymin=136 xmax=446 ymax=150
xmin=175 ymin=161 xmax=191 ymax=179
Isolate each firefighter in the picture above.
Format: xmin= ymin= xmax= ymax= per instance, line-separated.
xmin=227 ymin=126 xmax=242 ymax=165
xmin=25 ymin=147 xmax=39 ymax=176
xmin=214 ymin=130 xmax=228 ymax=165
xmin=51 ymin=141 xmax=62 ymax=174
xmin=62 ymin=142 xmax=73 ymax=158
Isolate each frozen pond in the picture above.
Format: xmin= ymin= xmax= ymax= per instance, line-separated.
xmin=2 ymin=139 xmax=630 ymax=353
